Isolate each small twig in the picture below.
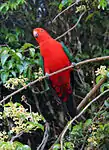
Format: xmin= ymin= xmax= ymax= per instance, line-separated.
xmin=80 ymin=135 xmax=88 ymax=150
xmin=0 ymin=56 xmax=109 ymax=104
xmin=74 ymin=94 xmax=84 ymax=100
xmin=48 ymin=134 xmax=62 ymax=150
xmin=0 ymin=44 xmax=9 ymax=47
xmin=24 ymin=100 xmax=34 ymax=122
xmin=31 ymin=10 xmax=85 ymax=51
xmin=36 ymin=122 xmax=50 ymax=150
xmin=93 ymin=103 xmax=105 ymax=122
xmin=56 ymin=11 xmax=85 ymax=40
xmin=52 ymin=0 xmax=81 ymax=23
xmin=60 ymin=89 xmax=109 ymax=150
xmin=10 ymin=132 xmax=23 ymax=142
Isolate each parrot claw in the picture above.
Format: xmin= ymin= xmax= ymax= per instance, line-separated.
xmin=45 ymin=72 xmax=50 ymax=79
xmin=71 ymin=62 xmax=76 ymax=67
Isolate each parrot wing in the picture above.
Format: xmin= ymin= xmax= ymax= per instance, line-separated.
xmin=39 ymin=55 xmax=44 ymax=74
xmin=61 ymin=42 xmax=73 ymax=63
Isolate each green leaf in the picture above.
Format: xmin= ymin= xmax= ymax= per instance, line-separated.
xmin=85 ymin=13 xmax=94 ymax=22
xmin=1 ymin=72 xmax=9 ymax=83
xmin=84 ymin=119 xmax=92 ymax=130
xmin=33 ymin=59 xmax=39 ymax=64
xmin=14 ymin=141 xmax=23 ymax=147
xmin=8 ymin=60 xmax=14 ymax=69
xmin=15 ymin=102 xmax=22 ymax=107
xmin=4 ymin=101 xmax=13 ymax=107
xmin=27 ymin=67 xmax=31 ymax=79
xmin=29 ymin=48 xmax=35 ymax=57
xmin=11 ymin=71 xmax=16 ymax=77
xmin=17 ymin=64 xmax=24 ymax=74
xmin=16 ymin=52 xmax=23 ymax=59
xmin=53 ymin=144 xmax=61 ymax=150
xmin=21 ymin=145 xmax=31 ymax=150
xmin=104 ymin=99 xmax=109 ymax=107
xmin=96 ymin=75 xmax=102 ymax=84
xmin=107 ymin=72 xmax=109 ymax=78
xmin=26 ymin=121 xmax=44 ymax=131
xmin=0 ymin=3 xmax=7 ymax=12
xmin=21 ymin=43 xmax=33 ymax=50
xmin=23 ymin=61 xmax=30 ymax=70
xmin=64 ymin=142 xmax=74 ymax=149
xmin=1 ymin=53 xmax=10 ymax=66
xmin=100 ymin=83 xmax=109 ymax=92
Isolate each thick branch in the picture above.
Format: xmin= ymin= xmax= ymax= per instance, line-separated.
xmin=77 ymin=76 xmax=107 ymax=111
xmin=60 ymin=89 xmax=109 ymax=150
xmin=0 ymin=56 xmax=109 ymax=104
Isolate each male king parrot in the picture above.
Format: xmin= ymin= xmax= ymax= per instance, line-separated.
xmin=33 ymin=28 xmax=77 ymax=118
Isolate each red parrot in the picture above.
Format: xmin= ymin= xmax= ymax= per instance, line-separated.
xmin=33 ymin=28 xmax=77 ymax=118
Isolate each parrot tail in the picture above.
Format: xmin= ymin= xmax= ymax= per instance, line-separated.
xmin=49 ymin=71 xmax=77 ymax=118
xmin=52 ymin=82 xmax=77 ymax=118
xmin=64 ymin=93 xmax=77 ymax=118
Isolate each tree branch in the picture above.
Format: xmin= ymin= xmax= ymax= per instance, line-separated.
xmin=10 ymin=132 xmax=23 ymax=142
xmin=60 ymin=89 xmax=109 ymax=150
xmin=29 ymin=10 xmax=85 ymax=52
xmin=56 ymin=11 xmax=85 ymax=40
xmin=37 ymin=122 xmax=50 ymax=150
xmin=0 ymin=56 xmax=109 ymax=104
xmin=52 ymin=0 xmax=81 ymax=23
xmin=77 ymin=76 xmax=107 ymax=111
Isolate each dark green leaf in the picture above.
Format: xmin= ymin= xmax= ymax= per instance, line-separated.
xmin=16 ymin=52 xmax=23 ymax=59
xmin=21 ymin=145 xmax=31 ymax=150
xmin=17 ymin=64 xmax=24 ymax=74
xmin=21 ymin=43 xmax=33 ymax=50
xmin=29 ymin=48 xmax=35 ymax=57
xmin=1 ymin=54 xmax=10 ymax=66
xmin=104 ymin=99 xmax=109 ymax=107
xmin=53 ymin=144 xmax=61 ymax=150
xmin=8 ymin=60 xmax=14 ymax=69
xmin=11 ymin=71 xmax=16 ymax=77
xmin=84 ymin=119 xmax=92 ymax=130
xmin=1 ymin=72 xmax=9 ymax=83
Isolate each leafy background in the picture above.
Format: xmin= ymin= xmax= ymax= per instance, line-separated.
xmin=0 ymin=0 xmax=109 ymax=149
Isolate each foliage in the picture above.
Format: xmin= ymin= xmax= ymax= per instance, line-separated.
xmin=4 ymin=76 xmax=28 ymax=89
xmin=0 ymin=43 xmax=40 ymax=83
xmin=59 ymin=0 xmax=108 ymax=11
xmin=0 ymin=141 xmax=31 ymax=150
xmin=95 ymin=66 xmax=109 ymax=92
xmin=0 ymin=0 xmax=109 ymax=149
xmin=0 ymin=0 xmax=26 ymax=14
xmin=53 ymin=65 xmax=109 ymax=149
xmin=0 ymin=101 xmax=44 ymax=149
xmin=54 ymin=107 xmax=109 ymax=149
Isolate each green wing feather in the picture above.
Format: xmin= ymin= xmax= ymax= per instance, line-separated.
xmin=39 ymin=55 xmax=44 ymax=74
xmin=39 ymin=55 xmax=49 ymax=91
xmin=61 ymin=42 xmax=73 ymax=62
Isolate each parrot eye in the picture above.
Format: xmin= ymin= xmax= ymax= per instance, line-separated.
xmin=33 ymin=31 xmax=38 ymax=38
xmin=41 ymin=29 xmax=44 ymax=32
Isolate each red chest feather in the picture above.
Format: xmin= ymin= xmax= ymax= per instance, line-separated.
xmin=40 ymin=39 xmax=70 ymax=72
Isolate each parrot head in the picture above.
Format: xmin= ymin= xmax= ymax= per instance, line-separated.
xmin=33 ymin=28 xmax=51 ymax=44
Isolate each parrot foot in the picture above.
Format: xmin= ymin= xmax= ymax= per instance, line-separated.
xmin=45 ymin=72 xmax=50 ymax=79
xmin=71 ymin=62 xmax=76 ymax=67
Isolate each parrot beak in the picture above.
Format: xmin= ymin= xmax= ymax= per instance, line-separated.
xmin=33 ymin=30 xmax=38 ymax=38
